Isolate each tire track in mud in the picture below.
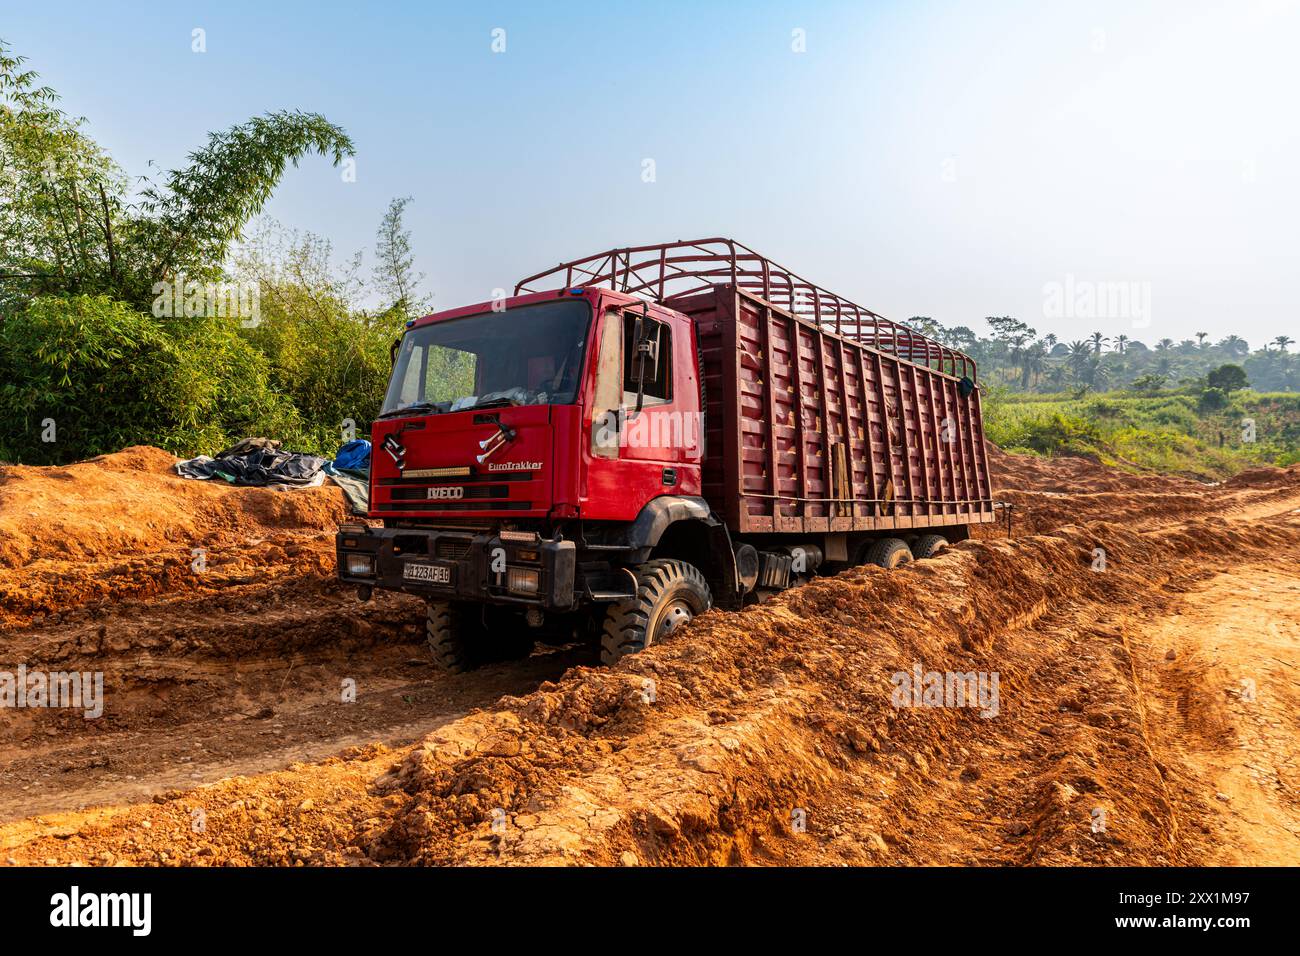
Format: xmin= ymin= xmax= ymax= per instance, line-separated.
xmin=0 ymin=556 xmax=586 ymax=824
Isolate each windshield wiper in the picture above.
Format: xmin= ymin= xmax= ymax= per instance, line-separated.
xmin=465 ymin=396 xmax=522 ymax=411
xmin=378 ymin=401 xmax=442 ymax=420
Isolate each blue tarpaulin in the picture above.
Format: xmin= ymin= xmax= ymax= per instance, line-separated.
xmin=334 ymin=439 xmax=371 ymax=471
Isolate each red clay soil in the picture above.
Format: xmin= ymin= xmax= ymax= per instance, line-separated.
xmin=0 ymin=446 xmax=348 ymax=629
xmin=2 ymin=446 xmax=1299 ymax=867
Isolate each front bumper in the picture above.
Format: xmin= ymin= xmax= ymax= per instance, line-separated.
xmin=336 ymin=526 xmax=576 ymax=609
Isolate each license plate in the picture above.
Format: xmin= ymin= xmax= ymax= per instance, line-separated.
xmin=402 ymin=562 xmax=452 ymax=585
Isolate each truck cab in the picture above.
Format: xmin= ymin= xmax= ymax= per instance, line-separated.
xmin=337 ymin=286 xmax=722 ymax=670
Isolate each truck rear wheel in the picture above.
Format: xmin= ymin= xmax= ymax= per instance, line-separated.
xmin=862 ymin=537 xmax=913 ymax=569
xmin=911 ymin=534 xmax=949 ymax=559
xmin=600 ymin=559 xmax=712 ymax=665
xmin=426 ymin=601 xmax=535 ymax=672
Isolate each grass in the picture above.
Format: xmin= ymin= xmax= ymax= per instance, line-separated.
xmin=983 ymin=388 xmax=1300 ymax=479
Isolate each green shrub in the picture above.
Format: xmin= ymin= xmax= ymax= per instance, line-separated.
xmin=1198 ymin=387 xmax=1229 ymax=412
xmin=0 ymin=295 xmax=300 ymax=463
xmin=1003 ymin=413 xmax=1105 ymax=456
xmin=241 ymin=307 xmax=403 ymax=455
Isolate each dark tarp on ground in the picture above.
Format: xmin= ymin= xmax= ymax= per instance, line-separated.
xmin=175 ymin=438 xmax=369 ymax=512
xmin=323 ymin=463 xmax=369 ymax=515
xmin=175 ymin=444 xmax=327 ymax=487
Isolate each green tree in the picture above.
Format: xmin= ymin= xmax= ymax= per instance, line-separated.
xmin=1 ymin=38 xmax=355 ymax=313
xmin=1131 ymin=372 xmax=1167 ymax=394
xmin=0 ymin=295 xmax=298 ymax=462
xmin=1205 ymin=363 xmax=1248 ymax=393
xmin=371 ymin=195 xmax=426 ymax=324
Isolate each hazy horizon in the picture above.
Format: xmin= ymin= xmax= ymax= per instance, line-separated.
xmin=4 ymin=0 xmax=1297 ymax=348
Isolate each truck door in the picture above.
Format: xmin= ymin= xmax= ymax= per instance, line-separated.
xmin=582 ymin=305 xmax=702 ymax=519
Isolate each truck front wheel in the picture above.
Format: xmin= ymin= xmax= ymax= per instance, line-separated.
xmin=427 ymin=600 xmax=474 ymax=673
xmin=426 ymin=601 xmax=535 ymax=673
xmin=600 ymin=559 xmax=712 ymax=665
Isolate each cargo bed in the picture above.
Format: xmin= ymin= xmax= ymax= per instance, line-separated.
xmin=678 ymin=284 xmax=995 ymax=533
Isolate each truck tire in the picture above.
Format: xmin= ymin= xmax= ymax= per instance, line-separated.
xmin=862 ymin=537 xmax=913 ymax=570
xmin=600 ymin=559 xmax=712 ymax=665
xmin=427 ymin=602 xmax=534 ymax=672
xmin=426 ymin=600 xmax=472 ymax=673
xmin=911 ymin=534 xmax=949 ymax=559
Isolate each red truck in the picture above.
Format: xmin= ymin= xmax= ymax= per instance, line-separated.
xmin=336 ymin=239 xmax=995 ymax=670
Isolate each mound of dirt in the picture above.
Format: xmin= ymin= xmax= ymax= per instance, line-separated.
xmin=361 ymin=514 xmax=1295 ymax=866
xmin=983 ymin=442 xmax=1300 ymax=535
xmin=1221 ymin=463 xmax=1300 ymax=490
xmin=0 ymin=446 xmax=349 ymax=628
xmin=985 ymin=441 xmax=1201 ymax=495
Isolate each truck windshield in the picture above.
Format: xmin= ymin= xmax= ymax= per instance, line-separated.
xmin=381 ymin=299 xmax=592 ymax=417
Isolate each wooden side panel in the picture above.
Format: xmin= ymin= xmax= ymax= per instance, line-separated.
xmin=685 ymin=285 xmax=994 ymax=534
xmin=674 ymin=293 xmax=731 ymax=522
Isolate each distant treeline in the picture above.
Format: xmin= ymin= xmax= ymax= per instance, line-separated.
xmin=903 ymin=315 xmax=1298 ymax=394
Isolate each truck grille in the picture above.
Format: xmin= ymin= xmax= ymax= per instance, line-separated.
xmin=435 ymin=537 xmax=472 ymax=560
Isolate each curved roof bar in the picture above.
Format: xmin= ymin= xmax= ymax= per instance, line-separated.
xmin=515 ymin=238 xmax=975 ymax=379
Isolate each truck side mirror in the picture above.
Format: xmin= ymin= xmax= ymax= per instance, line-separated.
xmin=390 ymin=336 xmax=402 ymax=367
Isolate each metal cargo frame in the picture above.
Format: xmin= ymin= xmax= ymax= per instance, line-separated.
xmin=517 ymin=238 xmax=995 ymax=534
xmin=688 ymin=286 xmax=994 ymax=533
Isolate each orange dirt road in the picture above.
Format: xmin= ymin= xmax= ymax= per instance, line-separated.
xmin=1 ymin=446 xmax=1298 ymax=866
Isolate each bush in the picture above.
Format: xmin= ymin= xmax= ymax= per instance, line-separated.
xmin=241 ymin=307 xmax=403 ymax=454
xmin=1198 ymin=387 xmax=1229 ymax=412
xmin=1003 ymin=413 xmax=1105 ymax=456
xmin=0 ymin=296 xmax=300 ymax=463
xmin=1206 ymin=364 xmax=1248 ymax=393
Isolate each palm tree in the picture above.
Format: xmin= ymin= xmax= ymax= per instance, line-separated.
xmin=1066 ymin=341 xmax=1092 ymax=380
xmin=1020 ymin=342 xmax=1047 ymax=389
xmin=1089 ymin=359 xmax=1110 ymax=389
xmin=1089 ymin=331 xmax=1109 ymax=355
xmin=1274 ymin=335 xmax=1294 ymax=353
xmin=1156 ymin=338 xmax=1174 ymax=352
xmin=1195 ymin=331 xmax=1208 ymax=348
xmin=1219 ymin=335 xmax=1249 ymax=357
xmin=1114 ymin=334 xmax=1129 ymax=355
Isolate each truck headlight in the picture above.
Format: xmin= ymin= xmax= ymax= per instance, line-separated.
xmin=345 ymin=554 xmax=374 ymax=576
xmin=506 ymin=566 xmax=540 ymax=595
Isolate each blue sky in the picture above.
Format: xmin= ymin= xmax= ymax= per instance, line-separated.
xmin=4 ymin=0 xmax=1298 ymax=346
